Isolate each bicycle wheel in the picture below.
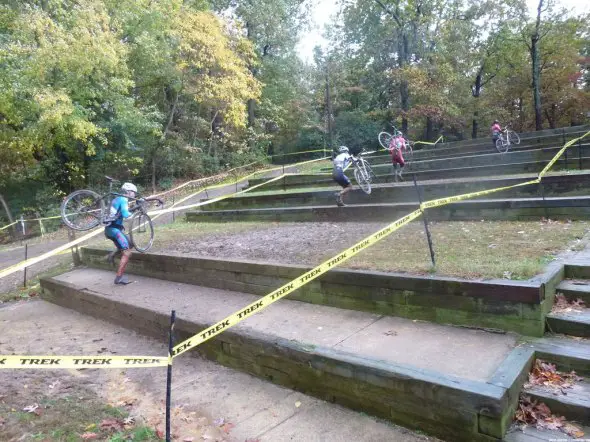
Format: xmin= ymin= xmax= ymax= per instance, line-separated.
xmin=495 ymin=138 xmax=508 ymax=153
xmin=405 ymin=143 xmax=414 ymax=165
xmin=354 ymin=166 xmax=372 ymax=195
xmin=508 ymin=131 xmax=520 ymax=145
xmin=364 ymin=162 xmax=377 ymax=182
xmin=378 ymin=132 xmax=393 ymax=150
xmin=61 ymin=190 xmax=105 ymax=231
xmin=129 ymin=212 xmax=154 ymax=253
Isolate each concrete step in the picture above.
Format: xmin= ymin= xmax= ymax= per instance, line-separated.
xmin=556 ymin=279 xmax=590 ymax=304
xmin=206 ymin=172 xmax=590 ymax=211
xmin=0 ymin=300 xmax=443 ymax=442
xmin=325 ymin=144 xmax=590 ymax=174
xmin=186 ymin=196 xmax=590 ymax=223
xmin=546 ymin=309 xmax=590 ymax=338
xmin=565 ymin=263 xmax=590 ymax=279
xmin=504 ymin=423 xmax=590 ymax=441
xmin=503 ymin=336 xmax=590 ymax=441
xmin=251 ymin=159 xmax=590 ymax=191
xmin=40 ymin=267 xmax=518 ymax=441
xmin=525 ymin=375 xmax=590 ymax=426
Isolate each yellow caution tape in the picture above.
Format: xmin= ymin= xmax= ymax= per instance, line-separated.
xmin=0 ymin=156 xmax=330 ymax=281
xmin=0 ymin=221 xmax=18 ymax=231
xmin=420 ymin=179 xmax=540 ymax=210
xmin=171 ymin=209 xmax=422 ymax=358
xmin=270 ymin=149 xmax=327 ymax=157
xmin=538 ymin=131 xmax=590 ymax=179
xmin=0 ymin=355 xmax=168 ymax=369
xmin=414 ymin=135 xmax=443 ymax=146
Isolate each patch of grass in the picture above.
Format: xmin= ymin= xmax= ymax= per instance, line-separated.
xmin=293 ymin=158 xmax=332 ymax=175
xmin=110 ymin=427 xmax=158 ymax=442
xmin=346 ymin=220 xmax=589 ymax=279
xmin=0 ymin=386 xmax=159 ymax=442
xmin=0 ymin=260 xmax=74 ymax=303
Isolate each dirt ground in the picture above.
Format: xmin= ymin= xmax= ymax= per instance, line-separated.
xmin=156 ymin=219 xmax=589 ymax=280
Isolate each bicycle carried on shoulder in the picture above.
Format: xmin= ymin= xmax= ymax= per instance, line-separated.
xmin=378 ymin=130 xmax=414 ymax=165
xmin=495 ymin=125 xmax=521 ymax=153
xmin=60 ymin=176 xmax=164 ymax=252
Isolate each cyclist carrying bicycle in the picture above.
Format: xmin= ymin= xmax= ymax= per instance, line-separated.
xmin=389 ymin=131 xmax=407 ymax=182
xmin=332 ymin=146 xmax=353 ymax=207
xmin=105 ymin=182 xmax=139 ymax=285
xmin=491 ymin=120 xmax=502 ymax=149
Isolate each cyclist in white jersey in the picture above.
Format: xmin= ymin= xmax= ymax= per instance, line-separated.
xmin=332 ymin=146 xmax=353 ymax=206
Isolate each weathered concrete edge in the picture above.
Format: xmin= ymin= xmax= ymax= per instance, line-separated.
xmin=39 ymin=275 xmax=508 ymax=441
xmin=81 ymin=248 xmax=548 ymax=336
xmin=81 ymin=247 xmax=543 ymax=302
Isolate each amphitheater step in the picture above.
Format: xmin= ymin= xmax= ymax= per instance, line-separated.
xmin=40 ymin=267 xmax=519 ymax=442
xmin=186 ymin=196 xmax=590 ymax=223
xmin=556 ymin=279 xmax=590 ymax=304
xmin=503 ymin=424 xmax=590 ymax=441
xmin=546 ymin=309 xmax=590 ymax=338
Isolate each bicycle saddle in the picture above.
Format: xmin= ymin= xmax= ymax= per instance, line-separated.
xmin=105 ymin=175 xmax=115 ymax=182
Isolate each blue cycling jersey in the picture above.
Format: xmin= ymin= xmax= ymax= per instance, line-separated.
xmin=108 ymin=196 xmax=131 ymax=228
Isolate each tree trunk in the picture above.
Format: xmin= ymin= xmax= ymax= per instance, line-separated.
xmin=399 ymin=33 xmax=409 ymax=133
xmin=531 ymin=0 xmax=543 ymax=131
xmin=426 ymin=116 xmax=434 ymax=141
xmin=0 ymin=193 xmax=14 ymax=223
xmin=325 ymin=68 xmax=333 ymax=150
xmin=471 ymin=71 xmax=482 ymax=139
xmin=247 ymin=99 xmax=256 ymax=128
xmin=153 ymin=92 xmax=179 ymax=194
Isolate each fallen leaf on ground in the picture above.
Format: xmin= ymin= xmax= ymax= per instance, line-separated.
xmin=221 ymin=422 xmax=234 ymax=434
xmin=100 ymin=418 xmax=124 ymax=432
xmin=123 ymin=416 xmax=135 ymax=426
xmin=213 ymin=417 xmax=225 ymax=426
xmin=80 ymin=433 xmax=98 ymax=440
xmin=524 ymin=359 xmax=582 ymax=392
xmin=23 ymin=404 xmax=39 ymax=413
xmin=552 ymin=294 xmax=586 ymax=314
xmin=563 ymin=422 xmax=585 ymax=438
xmin=155 ymin=426 xmax=164 ymax=439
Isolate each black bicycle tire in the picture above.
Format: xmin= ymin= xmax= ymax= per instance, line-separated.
xmin=495 ymin=138 xmax=508 ymax=153
xmin=509 ymin=131 xmax=521 ymax=145
xmin=378 ymin=132 xmax=393 ymax=150
xmin=405 ymin=143 xmax=414 ymax=165
xmin=354 ymin=167 xmax=372 ymax=194
xmin=129 ymin=212 xmax=154 ymax=253
xmin=60 ymin=189 xmax=105 ymax=231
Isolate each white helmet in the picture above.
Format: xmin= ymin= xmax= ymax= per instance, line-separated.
xmin=121 ymin=182 xmax=137 ymax=194
xmin=397 ymin=131 xmax=403 ymax=137
xmin=338 ymin=146 xmax=349 ymax=154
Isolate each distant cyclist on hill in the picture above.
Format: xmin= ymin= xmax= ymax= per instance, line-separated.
xmin=491 ymin=120 xmax=502 ymax=149
xmin=105 ymin=182 xmax=139 ymax=285
xmin=332 ymin=146 xmax=353 ymax=207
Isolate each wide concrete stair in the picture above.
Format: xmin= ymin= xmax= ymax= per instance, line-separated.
xmin=201 ymin=172 xmax=590 ymax=211
xmin=186 ymin=195 xmax=590 ymax=223
xmin=38 ymin=247 xmax=590 ymax=441
xmin=504 ymin=263 xmax=590 ymax=441
xmin=41 ymin=266 xmax=516 ymax=442
xmin=367 ymin=125 xmax=590 ymax=163
xmin=545 ymin=264 xmax=590 ymax=338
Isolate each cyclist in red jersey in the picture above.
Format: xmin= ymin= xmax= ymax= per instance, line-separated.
xmin=491 ymin=120 xmax=502 ymax=149
xmin=389 ymin=132 xmax=406 ymax=181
